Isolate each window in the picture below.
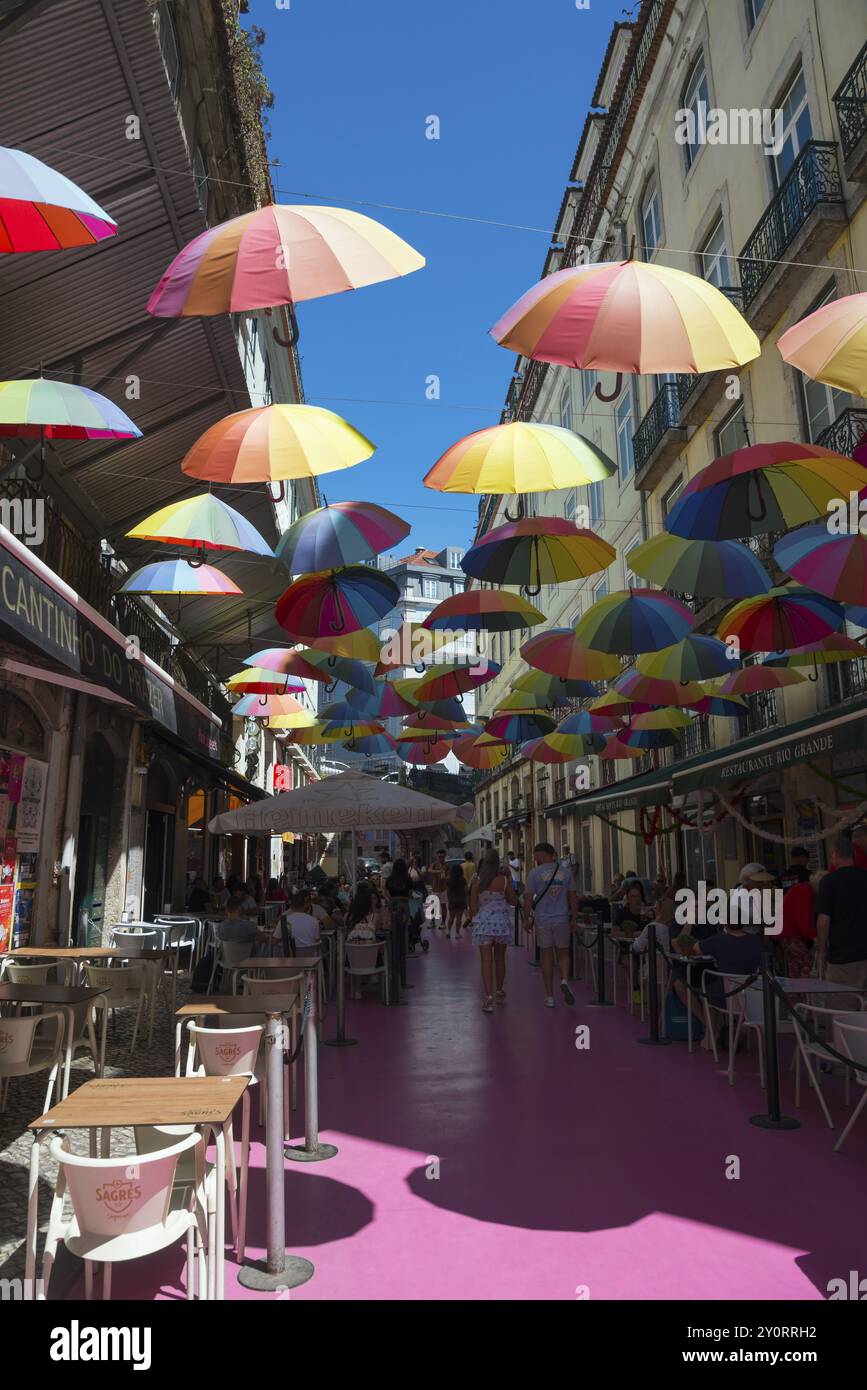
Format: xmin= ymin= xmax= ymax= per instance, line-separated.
xmin=263 ymin=353 xmax=272 ymax=405
xmin=623 ymin=536 xmax=641 ymax=589
xmin=699 ymin=218 xmax=732 ymax=289
xmin=771 ymin=68 xmax=812 ymax=188
xmin=559 ymin=381 xmax=573 ymax=432
xmin=641 ymin=181 xmax=662 ymax=256
xmin=745 ymin=0 xmax=767 ymax=30
xmin=715 ymin=401 xmax=747 ymax=457
xmin=616 ymin=391 xmax=634 ymax=481
xmin=156 ymin=1 xmax=182 ymax=101
xmin=565 ymin=490 xmax=576 ymax=522
xmin=193 ymin=146 xmax=208 ymax=218
xmin=423 ymin=578 xmax=439 ymax=600
xmin=797 ymin=289 xmax=852 ymax=441
xmin=448 ymin=550 xmax=462 ymax=570
xmin=592 ymin=578 xmax=608 ymax=606
xmin=662 ymin=477 xmax=685 ymax=517
xmin=589 ymin=479 xmax=604 ymax=526
xmin=681 ymin=55 xmax=710 ymax=172
xmin=581 ymin=370 xmax=597 ymax=407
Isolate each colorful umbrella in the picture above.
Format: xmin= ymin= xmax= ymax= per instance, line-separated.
xmin=628 ymin=708 xmax=693 ymax=730
xmin=599 ymin=736 xmax=646 ymax=761
xmin=391 ymin=679 xmax=467 ymax=722
xmin=512 ymin=670 xmax=598 ymax=704
xmin=636 ymin=635 xmax=739 ymax=682
xmin=774 ymin=525 xmax=867 ymax=606
xmin=181 ymin=403 xmax=374 ymax=485
xmin=147 ymin=204 xmax=424 ymax=316
xmin=270 ymin=720 xmax=342 ymax=742
xmin=618 ymin=727 xmax=682 ymax=750
xmin=521 ymin=738 xmax=584 ymax=764
xmin=665 ymin=443 xmax=867 ymax=541
xmin=275 ymin=566 xmax=399 ymax=640
xmin=225 ymin=667 xmax=307 ymax=695
xmin=275 ymin=500 xmax=409 ymax=573
xmin=0 ymin=378 xmax=140 ymax=440
xmin=493 ymin=690 xmax=565 ymax=713
xmin=232 ymin=693 xmax=314 ymax=722
xmin=246 ymin=645 xmax=375 ymax=693
xmin=319 ymin=719 xmax=386 ymax=741
xmin=484 ymin=711 xmax=555 ymax=743
xmin=423 ymin=422 xmax=615 ymax=496
xmin=345 ymin=684 xmax=418 ymax=719
xmin=615 ymin=671 xmax=704 ymax=706
xmin=589 ymin=690 xmax=657 ymax=717
xmin=375 ymin=621 xmax=457 ymax=674
xmin=544 ymin=728 xmax=610 ymax=757
xmin=0 ymin=146 xmax=117 ymax=251
xmin=552 ymin=710 xmax=622 ymax=736
xmin=846 ymin=606 xmax=867 ymax=629
xmin=778 ymin=293 xmax=867 ymax=398
xmin=396 ymin=740 xmax=452 ymax=766
xmin=126 ymin=492 xmax=272 ymax=556
xmin=340 ymin=733 xmax=397 ymax=758
xmin=716 ymin=666 xmax=806 ymax=695
xmin=460 ymin=517 xmax=615 ymax=594
xmin=413 ymin=661 xmax=500 ymax=701
xmin=423 ymin=589 xmax=543 ymax=632
xmin=765 ymin=634 xmax=867 ymax=668
xmin=491 ymin=260 xmax=759 ymax=374
xmin=688 ymin=687 xmax=748 ymax=718
xmin=572 ymin=590 xmax=694 ymax=654
xmin=717 ymin=586 xmax=844 ymax=653
xmin=307 ymin=628 xmax=382 ymax=662
xmin=627 ymin=533 xmax=771 ymax=599
xmin=396 ymin=725 xmax=461 ymax=744
xmin=453 ymin=736 xmax=510 ymax=770
xmin=118 ymin=560 xmax=240 ymax=594
xmin=521 ymin=629 xmax=621 ymax=681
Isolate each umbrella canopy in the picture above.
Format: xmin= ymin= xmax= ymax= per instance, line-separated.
xmin=345 ymin=684 xmax=418 ymax=719
xmin=118 ymin=560 xmax=240 ymax=595
xmin=778 ymin=292 xmax=867 ymax=397
xmin=765 ymin=634 xmax=867 ymax=668
xmin=375 ymin=621 xmax=458 ymax=674
xmin=460 ymin=517 xmax=615 ymax=594
xmin=491 ymin=260 xmax=759 ymax=372
xmin=485 ymin=711 xmax=555 ymax=742
xmin=208 ymin=769 xmax=472 ymax=834
xmin=573 ymin=590 xmax=694 ymax=654
xmin=846 ymin=606 xmax=867 ymax=629
xmin=232 ymin=693 xmax=314 ymax=722
xmin=319 ymin=719 xmax=386 ymax=741
xmin=774 ymin=525 xmax=867 ymax=605
xmin=413 ymin=661 xmax=500 ymax=701
xmin=423 ymin=421 xmax=616 ymax=495
xmin=544 ymin=728 xmax=609 ymax=757
xmin=453 ymin=736 xmax=510 ymax=770
xmin=689 ymin=687 xmax=749 ymax=718
xmin=396 ymin=725 xmax=461 ymax=743
xmin=271 ymin=721 xmax=343 ymax=743
xmin=512 ymin=669 xmax=598 ymax=704
xmin=627 ymin=533 xmax=771 ymax=600
xmin=225 ymin=667 xmax=307 ymax=695
xmin=391 ymin=679 xmax=467 ymax=722
xmin=552 ymin=710 xmax=622 ymax=736
xmin=629 ymin=708 xmax=693 ymax=730
xmin=147 ymin=204 xmax=424 ymax=317
xmin=0 ymin=145 xmax=117 ymax=251
xmin=0 ymin=378 xmax=140 ymax=440
xmin=246 ymin=645 xmax=375 ymax=693
xmin=521 ymin=738 xmax=581 ymax=764
xmin=423 ymin=589 xmax=543 ymax=633
xmin=396 ymin=740 xmax=453 ymax=765
xmin=492 ymin=690 xmax=563 ymax=712
xmin=340 ymin=733 xmax=398 ymax=757
xmin=399 ymin=713 xmax=471 ymax=732
xmin=637 ymin=635 xmax=738 ymax=682
xmin=717 ymin=666 xmax=806 ymax=695
xmin=521 ymin=629 xmax=621 ymax=681
xmin=589 ymin=690 xmax=656 ymax=717
xmin=665 ymin=442 xmax=867 ymax=541
xmin=615 ymin=671 xmax=704 ymax=706
xmin=618 ymin=727 xmax=682 ymax=750
xmin=126 ymin=492 xmax=272 ymax=556
xmin=599 ymin=736 xmax=646 ymax=761
xmin=275 ymin=500 xmax=409 ymax=573
xmin=275 ymin=566 xmax=399 ymax=641
xmin=307 ymin=628 xmax=381 ymax=662
xmin=717 ymin=586 xmax=844 ymax=653
xmin=181 ymin=403 xmax=374 ymax=484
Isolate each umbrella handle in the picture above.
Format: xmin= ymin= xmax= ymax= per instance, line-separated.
xmin=523 ymin=535 xmax=543 ymax=597
xmin=329 ymin=581 xmax=346 ymax=633
xmin=325 ymin=679 xmax=337 ymax=695
xmin=747 ymin=474 xmax=768 ymax=522
xmin=594 ymin=374 xmax=623 ymax=403
xmin=414 ymin=662 xmax=427 ymax=673
xmin=271 ymin=481 xmax=286 ymax=504
xmin=503 ymin=496 xmax=526 ymax=523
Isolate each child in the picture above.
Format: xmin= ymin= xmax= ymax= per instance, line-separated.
xmin=446 ymin=862 xmax=468 ymax=942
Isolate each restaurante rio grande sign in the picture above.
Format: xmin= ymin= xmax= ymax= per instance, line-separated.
xmin=674 ymin=712 xmax=867 ymax=795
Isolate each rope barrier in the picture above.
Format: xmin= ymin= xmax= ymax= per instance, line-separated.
xmin=768 ymin=975 xmax=867 ymax=1077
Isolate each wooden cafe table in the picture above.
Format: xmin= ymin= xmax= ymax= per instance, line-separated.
xmin=25 ymin=1075 xmax=247 ymax=1300
xmin=0 ymin=982 xmax=109 ymax=1099
xmin=7 ymin=946 xmax=180 ymax=1045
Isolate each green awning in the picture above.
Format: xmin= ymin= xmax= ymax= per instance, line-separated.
xmin=673 ymin=698 xmax=867 ymax=795
xmin=549 ymin=765 xmax=672 ymax=819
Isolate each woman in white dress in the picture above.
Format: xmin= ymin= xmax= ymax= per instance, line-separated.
xmin=469 ymin=848 xmax=516 ymax=1013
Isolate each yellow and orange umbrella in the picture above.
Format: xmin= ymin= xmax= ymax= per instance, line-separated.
xmin=424 ymin=421 xmax=615 ymax=496
xmin=181 ymin=404 xmax=374 ymax=485
xmin=778 ymin=292 xmax=867 ymax=398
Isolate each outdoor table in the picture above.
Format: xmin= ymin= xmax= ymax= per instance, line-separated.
xmin=0 ymin=982 xmax=109 ymax=1098
xmin=177 ymin=990 xmax=317 ymax=1292
xmin=9 ymin=946 xmax=179 ymax=1045
xmin=659 ymin=951 xmax=717 ymax=1052
xmin=772 ymin=977 xmax=866 ymax=996
xmin=25 ymin=1074 xmax=247 ymax=1300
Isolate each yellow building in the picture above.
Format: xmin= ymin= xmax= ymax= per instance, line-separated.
xmin=474 ymin=0 xmax=867 ymax=894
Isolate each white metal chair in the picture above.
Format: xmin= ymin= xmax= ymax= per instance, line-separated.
xmin=700 ymin=971 xmax=747 ymax=1084
xmin=43 ymin=1132 xmax=208 ymax=1300
xmin=0 ymin=960 xmax=58 ymax=985
xmin=832 ymin=1017 xmax=867 ymax=1153
xmin=241 ymin=974 xmax=303 ymax=1116
xmin=82 ymin=963 xmax=149 ymax=1056
xmin=207 ymin=939 xmax=251 ymax=995
xmin=0 ymin=1010 xmax=65 ymax=1113
xmin=792 ymin=1001 xmax=865 ymax=1128
xmin=344 ymin=941 xmax=390 ymax=1004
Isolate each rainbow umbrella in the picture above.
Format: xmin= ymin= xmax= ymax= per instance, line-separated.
xmin=544 ymin=727 xmax=608 ymax=756
xmin=0 ymin=378 xmax=140 ymax=441
xmin=391 ymin=679 xmax=466 ymax=722
xmin=232 ymin=693 xmax=313 ymax=722
xmin=491 ymin=260 xmax=759 ymax=374
xmin=778 ymin=292 xmax=867 ymax=398
xmin=345 ymin=684 xmax=418 ymax=719
xmin=0 ymin=146 xmax=117 ymax=251
xmin=307 ymin=629 xmax=381 ymax=662
xmin=275 ymin=566 xmax=399 ymax=640
xmin=423 ymin=422 xmax=615 ymax=498
xmin=627 ymin=533 xmax=771 ymax=600
xmin=319 ymin=718 xmax=386 ymax=741
xmin=271 ymin=720 xmax=343 ymax=743
xmin=521 ymin=629 xmax=621 ymax=681
xmin=147 ymin=204 xmax=424 ymax=317
xmin=589 ymin=690 xmax=657 ymax=717
xmin=774 ymin=525 xmax=867 ymax=605
xmin=689 ymin=687 xmax=748 ymax=718
xmin=396 ymin=725 xmax=461 ymax=744
xmin=182 ymin=403 xmax=374 ymax=485
xmin=460 ymin=517 xmax=615 ymax=594
xmin=618 ymin=727 xmax=682 ymax=750
xmin=599 ymin=736 xmax=646 ymax=761
xmin=552 ymin=710 xmax=622 ymax=736
xmin=399 ymin=712 xmax=471 ymax=733
xmin=665 ymin=443 xmax=867 ymax=541
xmin=423 ymin=589 xmax=543 ymax=633
xmin=629 ymin=708 xmax=693 ymax=730
xmin=637 ymin=635 xmax=739 ymax=682
xmin=485 ymin=711 xmax=555 ymax=742
xmin=119 ymin=561 xmax=240 ymax=594
xmin=247 ymin=646 xmax=375 ymax=693
xmin=375 ymin=621 xmax=457 ymax=674
xmin=512 ymin=670 xmax=598 ymax=704
xmin=573 ymin=590 xmax=694 ymax=654
xmin=766 ymin=633 xmax=866 ymax=670
xmin=717 ymin=665 xmax=806 ymax=694
xmin=615 ymin=671 xmax=704 ymax=706
xmin=275 ymin=500 xmax=409 ymax=573
xmin=717 ymin=586 xmax=845 ymax=653
xmin=453 ymin=736 xmax=509 ymax=770
xmin=413 ymin=661 xmax=500 ymax=701
xmin=340 ymin=733 xmax=398 ymax=757
xmin=127 ymin=492 xmax=272 ymax=556
xmin=396 ymin=740 xmax=452 ymax=765
xmin=522 ymin=738 xmax=587 ymax=764
xmin=846 ymin=606 xmax=867 ymax=629
xmin=226 ymin=667 xmax=307 ymax=695
xmin=493 ymin=690 xmax=565 ymax=713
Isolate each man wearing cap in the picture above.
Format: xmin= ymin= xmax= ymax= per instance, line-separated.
xmin=730 ymin=862 xmax=776 ymax=933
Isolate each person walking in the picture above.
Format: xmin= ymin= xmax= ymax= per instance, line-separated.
xmin=816 ymin=835 xmax=867 ymax=989
xmin=446 ymin=861 xmax=468 ymax=941
xmin=462 ymin=851 xmax=476 ymax=887
xmin=469 ymin=848 xmax=516 ymax=1013
xmin=523 ymin=842 xmax=578 ymax=1008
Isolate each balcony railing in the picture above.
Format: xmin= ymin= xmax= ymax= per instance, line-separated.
xmin=833 ymin=39 xmax=867 ymax=160
xmin=633 ymin=379 xmax=692 ymax=474
xmin=815 ymin=407 xmax=867 ymax=460
xmin=682 ymin=713 xmax=712 ymax=758
xmin=738 ymin=141 xmax=844 ymax=309
xmin=827 ymin=655 xmax=867 ymax=705
xmin=739 ymin=690 xmax=778 ymax=736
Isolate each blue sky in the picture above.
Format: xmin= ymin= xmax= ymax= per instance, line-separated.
xmin=247 ymin=0 xmax=619 ymax=551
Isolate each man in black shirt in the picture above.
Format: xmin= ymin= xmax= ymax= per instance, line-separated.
xmin=816 ymin=835 xmax=867 ymax=990
xmin=780 ymin=846 xmax=811 ymax=892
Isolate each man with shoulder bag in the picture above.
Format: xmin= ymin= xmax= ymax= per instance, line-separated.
xmin=523 ymin=842 xmax=579 ymax=1009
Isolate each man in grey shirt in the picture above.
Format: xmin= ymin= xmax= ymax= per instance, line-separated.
xmin=216 ymin=896 xmax=268 ymax=947
xmin=523 ymin=842 xmax=578 ymax=1009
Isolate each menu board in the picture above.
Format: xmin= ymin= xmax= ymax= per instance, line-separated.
xmin=0 ymin=747 xmax=47 ymax=952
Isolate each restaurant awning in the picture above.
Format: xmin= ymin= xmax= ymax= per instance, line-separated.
xmin=672 ymin=698 xmax=867 ymax=795
xmin=547 ymin=764 xmax=673 ymax=819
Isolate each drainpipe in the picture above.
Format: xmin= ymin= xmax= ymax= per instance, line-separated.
xmin=59 ymin=692 xmax=88 ymax=946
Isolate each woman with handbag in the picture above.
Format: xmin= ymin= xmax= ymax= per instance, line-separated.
xmin=468 ymin=848 xmax=516 ymax=1013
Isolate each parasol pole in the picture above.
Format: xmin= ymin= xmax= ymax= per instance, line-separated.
xmin=325 ymin=824 xmax=357 ymax=1046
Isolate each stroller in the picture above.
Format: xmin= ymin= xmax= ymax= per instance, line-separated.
xmin=407 ymin=889 xmax=431 ymax=953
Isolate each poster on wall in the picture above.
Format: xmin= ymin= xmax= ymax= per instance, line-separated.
xmin=0 ymin=750 xmax=47 ymax=952
xmin=16 ymin=758 xmax=47 ymax=853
